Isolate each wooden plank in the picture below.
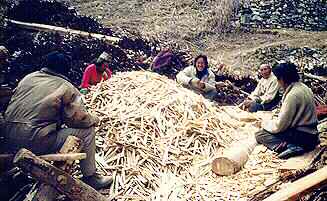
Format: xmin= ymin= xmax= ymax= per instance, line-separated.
xmin=263 ymin=165 xmax=327 ymax=201
xmin=278 ymin=147 xmax=322 ymax=173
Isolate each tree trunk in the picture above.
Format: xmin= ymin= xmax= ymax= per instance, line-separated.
xmin=14 ymin=148 xmax=108 ymax=201
xmin=212 ymin=137 xmax=257 ymax=176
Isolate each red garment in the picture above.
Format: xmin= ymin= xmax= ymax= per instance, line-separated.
xmin=80 ymin=64 xmax=112 ymax=88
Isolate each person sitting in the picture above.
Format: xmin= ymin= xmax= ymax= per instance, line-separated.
xmin=176 ymin=54 xmax=225 ymax=100
xmin=80 ymin=52 xmax=112 ymax=93
xmin=255 ymin=62 xmax=319 ymax=159
xmin=151 ymin=46 xmax=183 ymax=77
xmin=3 ymin=51 xmax=112 ymax=189
xmin=242 ymin=64 xmax=281 ymax=112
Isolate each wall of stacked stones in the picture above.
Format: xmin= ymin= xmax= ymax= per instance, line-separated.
xmin=240 ymin=0 xmax=327 ymax=31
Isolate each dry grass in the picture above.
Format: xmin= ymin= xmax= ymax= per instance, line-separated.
xmin=69 ymin=0 xmax=240 ymax=52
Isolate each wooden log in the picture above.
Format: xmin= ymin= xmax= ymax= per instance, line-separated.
xmin=31 ymin=136 xmax=82 ymax=201
xmin=6 ymin=19 xmax=120 ymax=44
xmin=263 ymin=165 xmax=327 ymax=201
xmin=212 ymin=137 xmax=257 ymax=176
xmin=0 ymin=153 xmax=86 ymax=163
xmin=303 ymin=73 xmax=327 ymax=82
xmin=14 ymin=148 xmax=108 ymax=201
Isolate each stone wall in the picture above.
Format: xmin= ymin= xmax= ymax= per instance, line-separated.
xmin=240 ymin=0 xmax=327 ymax=31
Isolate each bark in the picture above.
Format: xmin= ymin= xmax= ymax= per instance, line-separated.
xmin=15 ymin=148 xmax=108 ymax=201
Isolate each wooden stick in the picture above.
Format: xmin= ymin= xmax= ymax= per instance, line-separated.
xmin=263 ymin=165 xmax=327 ymax=201
xmin=6 ymin=18 xmax=120 ymax=44
xmin=0 ymin=153 xmax=85 ymax=162
xmin=14 ymin=148 xmax=108 ymax=201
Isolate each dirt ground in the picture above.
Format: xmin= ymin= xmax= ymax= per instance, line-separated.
xmin=66 ymin=0 xmax=327 ymax=73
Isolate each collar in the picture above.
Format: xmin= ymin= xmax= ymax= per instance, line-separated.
xmin=40 ymin=68 xmax=71 ymax=83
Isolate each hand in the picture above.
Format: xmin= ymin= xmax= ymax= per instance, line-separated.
xmin=190 ymin=79 xmax=205 ymax=90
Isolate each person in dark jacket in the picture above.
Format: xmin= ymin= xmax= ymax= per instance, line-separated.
xmin=3 ymin=51 xmax=112 ymax=190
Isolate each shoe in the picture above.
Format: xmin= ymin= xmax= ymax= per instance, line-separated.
xmin=277 ymin=144 xmax=305 ymax=159
xmin=81 ymin=174 xmax=113 ymax=190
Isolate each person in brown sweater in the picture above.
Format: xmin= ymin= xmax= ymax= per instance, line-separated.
xmin=3 ymin=51 xmax=112 ymax=190
xmin=255 ymin=62 xmax=319 ymax=159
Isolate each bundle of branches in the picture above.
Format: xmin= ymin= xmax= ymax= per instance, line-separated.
xmin=84 ymin=71 xmax=282 ymax=200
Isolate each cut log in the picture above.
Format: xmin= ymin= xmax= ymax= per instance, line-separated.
xmin=6 ymin=19 xmax=120 ymax=44
xmin=212 ymin=137 xmax=257 ymax=176
xmin=31 ymin=136 xmax=82 ymax=201
xmin=263 ymin=165 xmax=327 ymax=201
xmin=14 ymin=148 xmax=108 ymax=201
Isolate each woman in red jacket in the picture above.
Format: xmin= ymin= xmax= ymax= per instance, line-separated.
xmin=80 ymin=52 xmax=112 ymax=92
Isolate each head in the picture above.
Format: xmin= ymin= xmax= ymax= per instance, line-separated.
xmin=259 ymin=64 xmax=272 ymax=79
xmin=43 ymin=51 xmax=72 ymax=77
xmin=272 ymin=62 xmax=300 ymax=90
xmin=194 ymin=54 xmax=209 ymax=72
xmin=96 ymin=52 xmax=111 ymax=73
xmin=0 ymin=46 xmax=9 ymax=65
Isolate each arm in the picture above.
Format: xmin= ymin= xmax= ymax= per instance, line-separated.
xmin=249 ymin=81 xmax=262 ymax=102
xmin=262 ymin=95 xmax=297 ymax=133
xmin=80 ymin=67 xmax=92 ymax=88
xmin=202 ymin=70 xmax=216 ymax=92
xmin=259 ymin=78 xmax=280 ymax=104
xmin=176 ymin=66 xmax=195 ymax=86
xmin=63 ymin=88 xmax=98 ymax=128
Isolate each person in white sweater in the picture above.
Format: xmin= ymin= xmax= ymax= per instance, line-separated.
xmin=255 ymin=62 xmax=319 ymax=159
xmin=242 ymin=64 xmax=281 ymax=112
xmin=176 ymin=54 xmax=225 ymax=100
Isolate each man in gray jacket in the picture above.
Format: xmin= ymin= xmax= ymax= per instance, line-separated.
xmin=3 ymin=51 xmax=112 ymax=190
xmin=242 ymin=64 xmax=281 ymax=112
xmin=255 ymin=62 xmax=319 ymax=159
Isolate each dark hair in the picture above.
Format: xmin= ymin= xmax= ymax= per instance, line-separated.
xmin=194 ymin=54 xmax=209 ymax=68
xmin=43 ymin=51 xmax=71 ymax=76
xmin=95 ymin=59 xmax=106 ymax=67
xmin=272 ymin=62 xmax=300 ymax=85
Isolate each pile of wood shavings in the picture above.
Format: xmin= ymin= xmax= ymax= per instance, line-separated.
xmin=84 ymin=71 xmax=281 ymax=200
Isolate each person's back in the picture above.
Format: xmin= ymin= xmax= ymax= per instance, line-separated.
xmin=5 ymin=70 xmax=74 ymax=126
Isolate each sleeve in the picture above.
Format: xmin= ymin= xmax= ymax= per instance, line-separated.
xmin=259 ymin=78 xmax=280 ymax=104
xmin=262 ymin=95 xmax=297 ymax=133
xmin=63 ymin=87 xmax=98 ymax=128
xmin=203 ymin=70 xmax=216 ymax=92
xmin=176 ymin=66 xmax=194 ymax=86
xmin=80 ymin=67 xmax=92 ymax=88
xmin=249 ymin=80 xmax=262 ymax=102
xmin=105 ymin=68 xmax=112 ymax=80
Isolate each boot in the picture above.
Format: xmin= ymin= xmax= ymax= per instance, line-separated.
xmin=277 ymin=144 xmax=305 ymax=159
xmin=81 ymin=174 xmax=113 ymax=190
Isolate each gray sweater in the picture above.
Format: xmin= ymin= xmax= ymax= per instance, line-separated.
xmin=262 ymin=82 xmax=318 ymax=135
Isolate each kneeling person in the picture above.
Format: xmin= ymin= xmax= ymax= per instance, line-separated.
xmin=255 ymin=63 xmax=319 ymax=159
xmin=3 ymin=51 xmax=112 ymax=190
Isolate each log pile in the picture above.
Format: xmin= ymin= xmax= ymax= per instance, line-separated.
xmin=83 ymin=71 xmax=282 ymax=200
xmin=240 ymin=0 xmax=327 ymax=31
